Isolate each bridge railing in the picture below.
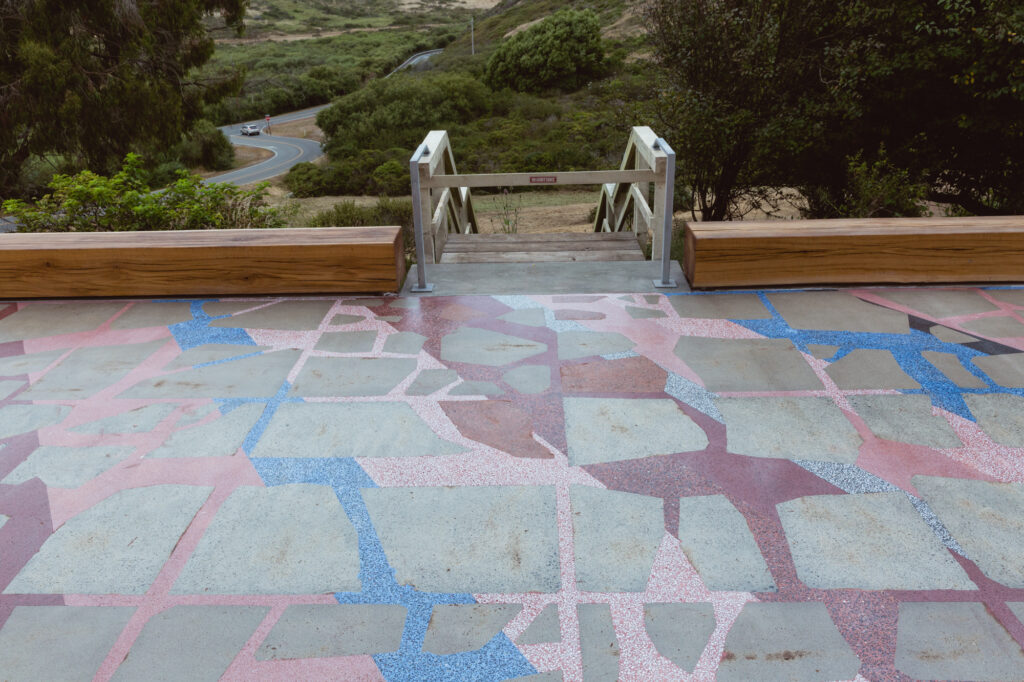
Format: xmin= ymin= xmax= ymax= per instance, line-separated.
xmin=408 ymin=127 xmax=676 ymax=291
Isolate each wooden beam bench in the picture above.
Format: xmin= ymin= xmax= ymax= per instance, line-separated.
xmin=683 ymin=216 xmax=1024 ymax=288
xmin=0 ymin=227 xmax=405 ymax=298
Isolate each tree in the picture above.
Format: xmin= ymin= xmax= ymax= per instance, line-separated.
xmin=0 ymin=0 xmax=246 ymax=196
xmin=485 ymin=9 xmax=605 ymax=93
xmin=642 ymin=0 xmax=1024 ymax=219
xmin=642 ymin=0 xmax=850 ymax=221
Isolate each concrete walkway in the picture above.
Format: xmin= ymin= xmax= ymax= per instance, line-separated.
xmin=1 ymin=286 xmax=1024 ymax=680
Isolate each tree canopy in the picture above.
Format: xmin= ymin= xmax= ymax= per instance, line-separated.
xmin=0 ymin=0 xmax=247 ymax=195
xmin=643 ymin=0 xmax=1024 ymax=219
xmin=485 ymin=9 xmax=605 ymax=94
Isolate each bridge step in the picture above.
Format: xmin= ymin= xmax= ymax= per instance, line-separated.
xmin=440 ymin=232 xmax=644 ymax=264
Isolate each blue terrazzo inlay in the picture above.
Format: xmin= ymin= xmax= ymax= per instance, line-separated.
xmin=248 ymin=456 xmax=536 ymax=682
xmin=169 ymin=300 xmax=256 ymax=351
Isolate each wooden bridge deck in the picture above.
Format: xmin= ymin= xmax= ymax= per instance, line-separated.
xmin=439 ymin=232 xmax=645 ymax=264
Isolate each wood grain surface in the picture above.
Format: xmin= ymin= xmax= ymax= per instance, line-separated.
xmin=0 ymin=227 xmax=405 ymax=298
xmin=684 ymin=217 xmax=1024 ymax=288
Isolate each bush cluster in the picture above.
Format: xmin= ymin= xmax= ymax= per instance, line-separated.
xmin=308 ymin=196 xmax=415 ymax=254
xmin=3 ymin=155 xmax=285 ymax=232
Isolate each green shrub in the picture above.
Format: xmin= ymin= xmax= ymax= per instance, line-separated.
xmin=308 ymin=196 xmax=415 ymax=253
xmin=3 ymin=154 xmax=285 ymax=232
xmin=370 ymin=160 xmax=409 ymax=195
xmin=804 ymin=147 xmax=928 ymax=218
xmin=318 ymin=72 xmax=491 ymax=156
xmin=177 ymin=120 xmax=235 ymax=171
xmin=484 ymin=10 xmax=605 ymax=93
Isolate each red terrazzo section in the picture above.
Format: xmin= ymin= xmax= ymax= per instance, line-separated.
xmin=560 ymin=356 xmax=667 ymax=394
xmin=440 ymin=400 xmax=554 ymax=460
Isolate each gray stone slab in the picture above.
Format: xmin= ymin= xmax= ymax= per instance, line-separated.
xmin=878 ymin=289 xmax=1000 ymax=317
xmin=557 ymin=331 xmax=634 ymax=361
xmin=209 ymin=301 xmax=334 ymax=330
xmin=964 ymin=394 xmax=1024 ymax=446
xmin=148 ymin=403 xmax=265 ymax=458
xmin=500 ymin=308 xmax=547 ymax=327
xmin=401 ymin=261 xmax=686 ymax=296
xmin=972 ymin=352 xmax=1024 ymax=387
xmin=256 ymin=604 xmax=407 ymax=659
xmin=122 ymin=350 xmax=299 ymax=399
xmin=252 ymin=402 xmax=462 ymax=458
xmin=578 ymin=603 xmax=620 ymax=682
xmin=717 ymin=397 xmax=862 ymax=463
xmin=450 ymin=380 xmax=503 ymax=396
xmin=1010 ymin=602 xmax=1024 ymax=623
xmin=441 ymin=327 xmax=547 ymax=367
xmin=21 ymin=340 xmax=166 ymax=400
xmin=0 ymin=379 xmax=23 ymax=399
xmin=644 ymin=603 xmax=716 ymax=672
xmin=343 ymin=297 xmax=387 ymax=308
xmin=564 ymin=398 xmax=708 ymax=466
xmin=202 ymin=300 xmax=260 ymax=317
xmin=363 ymin=486 xmax=560 ymax=593
xmin=5 ymin=485 xmax=212 ymax=594
xmin=314 ymin=331 xmax=377 ymax=353
xmin=173 ymin=484 xmax=361 ymax=594
xmin=330 ymin=313 xmax=366 ymax=325
xmin=644 ymin=295 xmax=661 ymax=304
xmin=675 ymin=337 xmax=823 ymax=392
xmin=406 ymin=369 xmax=458 ymax=396
xmin=423 ymin=604 xmax=523 ymax=654
xmin=930 ymin=324 xmax=978 ymax=344
xmin=0 ymin=302 xmax=125 ymax=343
xmin=677 ymin=495 xmax=775 ymax=592
xmin=914 ymin=475 xmax=1024 ymax=588
xmin=4 ymin=445 xmax=135 ymax=488
xmin=961 ymin=315 xmax=1024 ymax=338
xmin=826 ymin=349 xmax=921 ymax=389
xmin=376 ymin=315 xmax=402 ymax=323
xmin=503 ymin=365 xmax=551 ymax=394
xmin=626 ymin=306 xmax=667 ymax=319
xmin=718 ymin=602 xmax=860 ymax=682
xmin=0 ymin=513 xmax=7 ymax=531
xmin=383 ymin=332 xmax=426 ymax=355
xmin=0 ymin=404 xmax=70 ymax=439
xmin=922 ymin=351 xmax=988 ymax=388
xmin=164 ymin=344 xmax=265 ymax=370
xmin=987 ymin=288 xmax=1024 ymax=306
xmin=670 ymin=294 xmax=770 ymax=320
xmin=848 ymin=395 xmax=962 ymax=448
xmin=389 ymin=298 xmax=420 ymax=309
xmin=290 ymin=357 xmax=416 ymax=396
xmin=72 ymin=403 xmax=177 ymax=434
xmin=571 ymin=486 xmax=663 ymax=592
xmin=896 ymin=602 xmax=1024 ymax=681
xmin=0 ymin=606 xmax=136 ymax=682
xmin=807 ymin=344 xmax=839 ymax=360
xmin=517 ymin=604 xmax=560 ymax=645
xmin=0 ymin=349 xmax=65 ymax=376
xmin=776 ymin=492 xmax=974 ymax=590
xmin=112 ymin=606 xmax=268 ymax=682
xmin=768 ymin=292 xmax=910 ymax=333
xmin=110 ymin=302 xmax=195 ymax=329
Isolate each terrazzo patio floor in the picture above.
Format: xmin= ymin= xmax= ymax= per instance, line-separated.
xmin=1 ymin=287 xmax=1024 ymax=681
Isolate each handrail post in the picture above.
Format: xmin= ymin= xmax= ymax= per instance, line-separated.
xmin=652 ymin=137 xmax=678 ymax=289
xmin=409 ymin=142 xmax=434 ymax=292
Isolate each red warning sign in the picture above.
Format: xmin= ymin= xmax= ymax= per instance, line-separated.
xmin=529 ymin=176 xmax=557 ymax=184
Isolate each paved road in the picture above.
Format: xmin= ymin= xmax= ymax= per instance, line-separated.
xmin=213 ymin=105 xmax=330 ymax=186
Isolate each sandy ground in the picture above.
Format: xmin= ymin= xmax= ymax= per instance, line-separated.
xmin=266 ymin=117 xmax=325 ymax=143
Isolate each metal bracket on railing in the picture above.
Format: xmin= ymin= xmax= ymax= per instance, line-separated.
xmin=409 ymin=142 xmax=434 ymax=293
xmin=652 ymin=137 xmax=679 ymax=289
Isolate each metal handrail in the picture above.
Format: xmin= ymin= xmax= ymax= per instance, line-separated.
xmin=409 ymin=142 xmax=433 ymax=292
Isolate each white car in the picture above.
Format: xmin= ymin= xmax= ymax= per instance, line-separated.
xmin=240 ymin=124 xmax=261 ymax=136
